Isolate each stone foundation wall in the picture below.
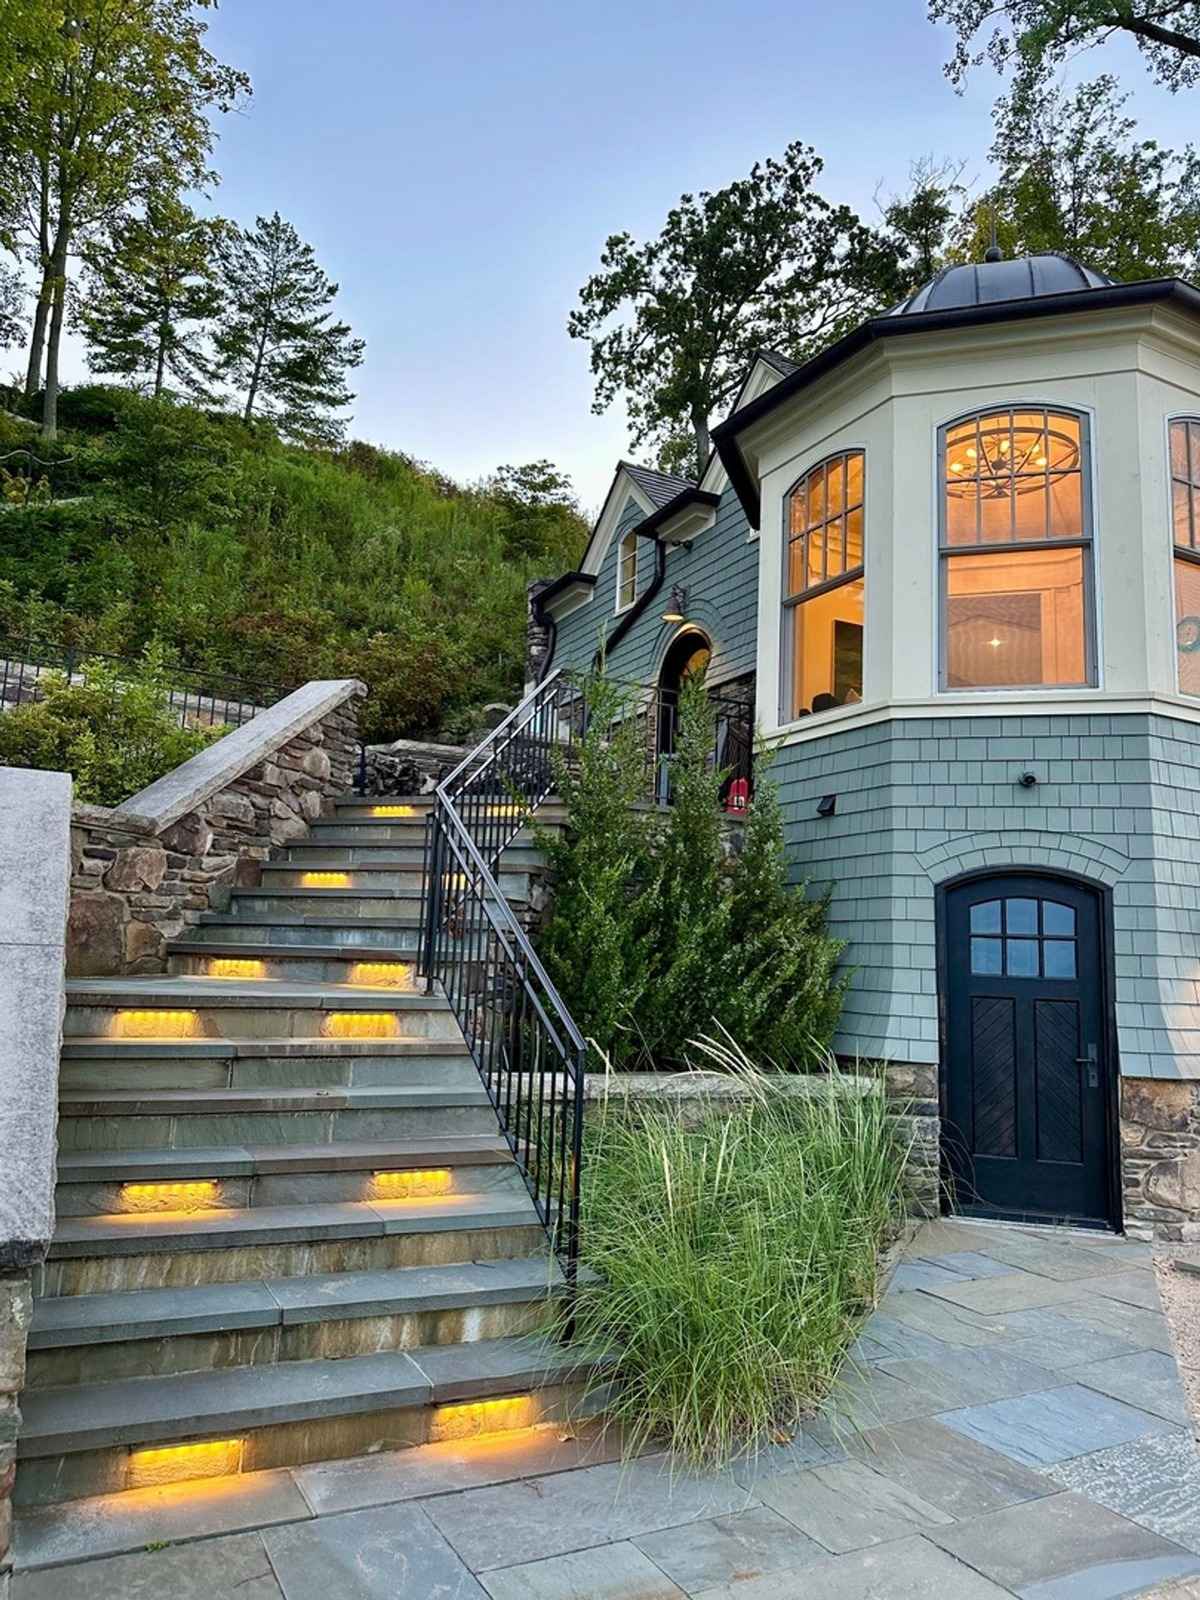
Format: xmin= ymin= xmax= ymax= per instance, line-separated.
xmin=67 ymin=693 xmax=361 ymax=977
xmin=1120 ymin=1078 xmax=1200 ymax=1242
xmin=883 ymin=1062 xmax=940 ymax=1219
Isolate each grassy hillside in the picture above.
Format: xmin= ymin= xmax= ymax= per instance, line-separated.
xmin=0 ymin=385 xmax=587 ymax=742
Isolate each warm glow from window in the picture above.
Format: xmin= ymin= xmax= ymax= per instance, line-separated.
xmin=301 ymin=871 xmax=351 ymax=888
xmin=945 ymin=547 xmax=1087 ymax=688
xmin=112 ymin=1009 xmax=201 ymax=1039
xmin=371 ymin=804 xmax=418 ymax=817
xmin=369 ymin=1168 xmax=453 ymax=1198
xmin=1170 ymin=421 xmax=1200 ymax=698
xmin=940 ymin=408 xmax=1093 ymax=691
xmin=120 ymin=1181 xmax=219 ymax=1213
xmin=207 ymin=958 xmax=266 ymax=979
xmin=430 ymin=1395 xmax=538 ymax=1441
xmin=128 ymin=1439 xmax=244 ymax=1489
xmin=1175 ymin=553 xmax=1200 ymax=697
xmin=348 ymin=962 xmax=412 ymax=988
xmin=617 ymin=529 xmax=638 ymax=609
xmin=784 ymin=451 xmax=865 ymax=720
xmin=323 ymin=1011 xmax=401 ymax=1038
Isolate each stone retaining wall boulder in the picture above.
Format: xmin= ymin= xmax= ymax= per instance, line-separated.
xmin=1121 ymin=1077 xmax=1200 ymax=1241
xmin=67 ymin=683 xmax=363 ymax=977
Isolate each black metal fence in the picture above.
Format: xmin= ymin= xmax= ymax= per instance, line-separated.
xmin=0 ymin=448 xmax=80 ymax=504
xmin=0 ymin=638 xmax=285 ymax=731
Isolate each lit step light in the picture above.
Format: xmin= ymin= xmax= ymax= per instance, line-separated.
xmin=348 ymin=962 xmax=412 ymax=988
xmin=207 ymin=957 xmax=265 ymax=979
xmin=112 ymin=1009 xmax=201 ymax=1039
xmin=120 ymin=1181 xmax=219 ymax=1213
xmin=370 ymin=1168 xmax=453 ymax=1199
xmin=128 ymin=1439 xmax=244 ymax=1489
xmin=301 ymin=871 xmax=351 ymax=888
xmin=323 ymin=1012 xmax=401 ymax=1038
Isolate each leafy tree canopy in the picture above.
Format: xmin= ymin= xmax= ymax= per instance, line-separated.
xmin=929 ymin=0 xmax=1200 ymax=94
xmin=569 ymin=142 xmax=890 ymax=479
xmin=215 ymin=211 xmax=365 ymax=445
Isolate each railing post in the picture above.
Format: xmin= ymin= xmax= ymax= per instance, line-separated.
xmin=420 ymin=808 xmax=443 ymax=984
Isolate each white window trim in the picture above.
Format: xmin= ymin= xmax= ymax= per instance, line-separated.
xmin=615 ymin=529 xmax=639 ymax=614
xmin=1167 ymin=413 xmax=1200 ymax=699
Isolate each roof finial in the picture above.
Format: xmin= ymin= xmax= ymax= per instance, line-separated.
xmin=984 ymin=205 xmax=1003 ymax=264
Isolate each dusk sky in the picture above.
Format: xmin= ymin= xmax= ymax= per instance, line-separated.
xmin=16 ymin=1 xmax=1200 ymax=511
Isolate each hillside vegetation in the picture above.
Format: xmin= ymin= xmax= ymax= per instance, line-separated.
xmin=0 ymin=385 xmax=587 ymax=741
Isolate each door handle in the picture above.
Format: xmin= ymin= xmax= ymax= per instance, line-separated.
xmin=1075 ymin=1044 xmax=1099 ymax=1088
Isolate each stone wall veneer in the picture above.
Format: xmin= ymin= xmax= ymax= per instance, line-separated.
xmin=1121 ymin=1078 xmax=1200 ymax=1241
xmin=66 ymin=681 xmax=363 ymax=977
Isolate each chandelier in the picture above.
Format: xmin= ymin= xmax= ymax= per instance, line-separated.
xmin=946 ymin=417 xmax=1080 ymax=499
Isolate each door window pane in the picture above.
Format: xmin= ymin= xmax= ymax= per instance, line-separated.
xmin=1043 ymin=940 xmax=1077 ymax=979
xmin=1006 ymin=938 xmax=1040 ymax=977
xmin=1006 ymin=898 xmax=1038 ymax=935
xmin=945 ymin=546 xmax=1087 ymax=688
xmin=971 ymin=937 xmax=1003 ymax=975
xmin=1042 ymin=901 xmax=1075 ymax=936
xmin=970 ymin=900 xmax=1001 ymax=934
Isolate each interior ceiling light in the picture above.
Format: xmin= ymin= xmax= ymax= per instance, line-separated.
xmin=946 ymin=419 xmax=1078 ymax=498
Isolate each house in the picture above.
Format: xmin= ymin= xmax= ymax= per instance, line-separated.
xmin=531 ymin=250 xmax=1200 ymax=1240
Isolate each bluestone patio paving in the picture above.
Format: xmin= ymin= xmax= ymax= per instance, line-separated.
xmin=13 ymin=1218 xmax=1200 ymax=1599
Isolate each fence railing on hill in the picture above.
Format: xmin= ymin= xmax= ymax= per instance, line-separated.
xmin=0 ymin=638 xmax=287 ymax=731
xmin=0 ymin=448 xmax=81 ymax=504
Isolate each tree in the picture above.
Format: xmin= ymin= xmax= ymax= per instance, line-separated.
xmin=962 ymin=75 xmax=1200 ymax=280
xmin=487 ymin=460 xmax=588 ymax=563
xmin=1 ymin=0 xmax=249 ymax=437
xmin=569 ymin=143 xmax=889 ymax=479
xmin=215 ymin=212 xmax=365 ymax=444
xmin=76 ymin=194 xmax=228 ymax=397
xmin=929 ymin=0 xmax=1200 ymax=94
xmin=874 ymin=156 xmax=970 ymax=302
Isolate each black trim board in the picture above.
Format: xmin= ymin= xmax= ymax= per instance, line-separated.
xmin=713 ymin=277 xmax=1200 ymax=529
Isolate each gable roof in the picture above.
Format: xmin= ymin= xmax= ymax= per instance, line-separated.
xmin=619 ymin=460 xmax=696 ymax=510
xmin=757 ymin=348 xmax=802 ymax=378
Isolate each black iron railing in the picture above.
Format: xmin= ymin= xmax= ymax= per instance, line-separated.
xmin=420 ymin=672 xmax=587 ymax=1291
xmin=0 ymin=638 xmax=286 ymax=731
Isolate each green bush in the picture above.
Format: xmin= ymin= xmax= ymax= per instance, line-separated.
xmin=573 ymin=1040 xmax=905 ymax=1465
xmin=0 ymin=644 xmax=223 ymax=805
xmin=538 ymin=673 xmax=847 ymax=1069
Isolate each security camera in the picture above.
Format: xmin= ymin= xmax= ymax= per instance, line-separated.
xmin=1018 ymin=770 xmax=1038 ymax=789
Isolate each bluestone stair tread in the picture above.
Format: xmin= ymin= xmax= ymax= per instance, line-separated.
xmin=30 ymin=1258 xmax=565 ymax=1346
xmin=61 ymin=1037 xmax=467 ymax=1058
xmin=50 ymin=1192 xmax=540 ymax=1255
xmin=170 ymin=939 xmax=421 ymax=958
xmin=57 ymin=1135 xmax=511 ymax=1181
xmin=58 ymin=1085 xmax=490 ymax=1115
xmin=65 ymin=976 xmax=449 ymax=1008
xmin=17 ymin=1336 xmax=594 ymax=1454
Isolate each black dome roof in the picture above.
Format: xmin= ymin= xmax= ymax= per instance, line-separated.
xmin=890 ymin=252 xmax=1115 ymax=316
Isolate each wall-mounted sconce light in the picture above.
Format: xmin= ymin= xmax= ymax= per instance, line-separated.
xmin=662 ymin=585 xmax=688 ymax=624
xmin=816 ymin=794 xmax=837 ymax=817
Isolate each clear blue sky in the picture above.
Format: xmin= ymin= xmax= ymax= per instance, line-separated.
xmin=34 ymin=1 xmax=1200 ymax=511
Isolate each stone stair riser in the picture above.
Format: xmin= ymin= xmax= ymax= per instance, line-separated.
xmin=38 ymin=1222 xmax=548 ymax=1297
xmin=227 ymin=891 xmax=434 ymax=920
xmin=27 ymin=1299 xmax=549 ymax=1388
xmin=165 ymin=950 xmax=419 ymax=987
xmin=14 ymin=1378 xmax=607 ymax=1509
xmin=59 ymin=1053 xmax=479 ymax=1092
xmin=56 ymin=1162 xmax=526 ymax=1216
xmin=58 ymin=1104 xmax=500 ymax=1152
xmin=63 ymin=1004 xmax=461 ymax=1042
xmin=189 ymin=921 xmax=428 ymax=949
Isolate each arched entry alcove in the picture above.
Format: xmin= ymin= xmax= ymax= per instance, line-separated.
xmin=655 ymin=630 xmax=711 ymax=803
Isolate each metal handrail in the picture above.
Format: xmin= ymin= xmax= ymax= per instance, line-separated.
xmin=420 ymin=670 xmax=587 ymax=1294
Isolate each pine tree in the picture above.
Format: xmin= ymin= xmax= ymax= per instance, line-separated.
xmin=77 ymin=195 xmax=227 ymax=398
xmin=215 ymin=212 xmax=365 ymax=443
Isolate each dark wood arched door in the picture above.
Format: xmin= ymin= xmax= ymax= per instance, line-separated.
xmin=942 ymin=873 xmax=1115 ymax=1228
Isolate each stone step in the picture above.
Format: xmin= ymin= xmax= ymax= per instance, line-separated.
xmin=307 ymin=825 xmax=545 ymax=862
xmin=59 ymin=1039 xmax=478 ymax=1093
xmin=40 ymin=1184 xmax=547 ymax=1294
xmin=14 ymin=1335 xmax=605 ymax=1507
xmin=166 ymin=943 xmax=419 ymax=989
xmin=56 ymin=1084 xmax=501 ymax=1153
xmin=54 ymin=1135 xmax=519 ymax=1214
xmin=63 ymin=977 xmax=459 ymax=1042
xmin=27 ymin=1257 xmax=564 ymax=1385
xmin=272 ymin=842 xmax=536 ymax=892
xmin=258 ymin=863 xmax=444 ymax=891
xmin=226 ymin=887 xmax=436 ymax=920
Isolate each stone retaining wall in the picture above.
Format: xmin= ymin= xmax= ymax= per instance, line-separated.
xmin=67 ymin=683 xmax=363 ymax=977
xmin=1121 ymin=1078 xmax=1200 ymax=1241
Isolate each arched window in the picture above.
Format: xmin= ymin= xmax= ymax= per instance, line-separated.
xmin=939 ymin=407 xmax=1095 ymax=690
xmin=783 ymin=449 xmax=864 ymax=720
xmin=1169 ymin=419 xmax=1200 ymax=697
xmin=616 ymin=528 xmax=638 ymax=611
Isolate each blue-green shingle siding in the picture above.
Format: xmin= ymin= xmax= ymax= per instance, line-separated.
xmin=551 ymin=487 xmax=759 ymax=688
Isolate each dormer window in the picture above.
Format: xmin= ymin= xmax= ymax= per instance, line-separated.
xmin=783 ymin=450 xmax=865 ymax=721
xmin=1170 ymin=419 xmax=1200 ymax=697
xmin=617 ymin=529 xmax=638 ymax=611
xmin=939 ymin=407 xmax=1096 ymax=690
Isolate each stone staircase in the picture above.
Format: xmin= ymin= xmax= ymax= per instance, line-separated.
xmin=16 ymin=793 xmax=596 ymax=1511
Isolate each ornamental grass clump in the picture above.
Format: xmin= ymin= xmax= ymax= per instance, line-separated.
xmin=572 ymin=1036 xmax=906 ymax=1467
